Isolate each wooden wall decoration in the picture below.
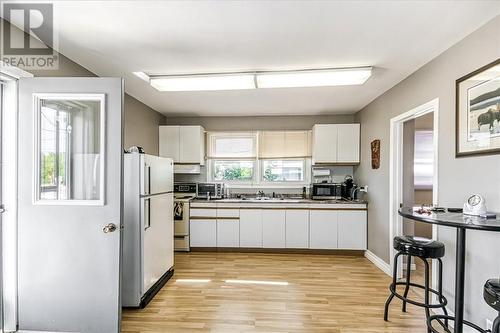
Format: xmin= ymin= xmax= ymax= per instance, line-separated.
xmin=371 ymin=139 xmax=380 ymax=169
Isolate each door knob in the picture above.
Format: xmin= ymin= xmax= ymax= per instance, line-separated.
xmin=103 ymin=223 xmax=117 ymax=233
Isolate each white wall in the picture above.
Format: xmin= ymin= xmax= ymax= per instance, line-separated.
xmin=354 ymin=15 xmax=500 ymax=325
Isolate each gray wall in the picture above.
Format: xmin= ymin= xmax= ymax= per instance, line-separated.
xmin=123 ymin=94 xmax=164 ymax=154
xmin=354 ymin=15 xmax=500 ymax=324
xmin=165 ymin=114 xmax=355 ymax=130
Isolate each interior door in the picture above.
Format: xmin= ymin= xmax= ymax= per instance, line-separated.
xmin=0 ymin=80 xmax=4 ymax=332
xmin=17 ymin=77 xmax=123 ymax=333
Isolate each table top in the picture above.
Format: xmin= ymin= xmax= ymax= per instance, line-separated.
xmin=399 ymin=207 xmax=500 ymax=232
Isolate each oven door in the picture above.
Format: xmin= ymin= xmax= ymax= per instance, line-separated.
xmin=174 ymin=201 xmax=189 ymax=236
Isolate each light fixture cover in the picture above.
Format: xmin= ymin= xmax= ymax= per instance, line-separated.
xmin=256 ymin=67 xmax=372 ymax=88
xmin=150 ymin=74 xmax=256 ymax=91
xmin=142 ymin=67 xmax=372 ymax=91
xmin=132 ymin=71 xmax=150 ymax=82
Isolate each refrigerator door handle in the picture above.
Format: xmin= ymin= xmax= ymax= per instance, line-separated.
xmin=148 ymin=166 xmax=151 ymax=194
xmin=144 ymin=165 xmax=151 ymax=195
xmin=144 ymin=198 xmax=151 ymax=230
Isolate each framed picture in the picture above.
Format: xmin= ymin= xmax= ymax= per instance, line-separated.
xmin=456 ymin=58 xmax=500 ymax=157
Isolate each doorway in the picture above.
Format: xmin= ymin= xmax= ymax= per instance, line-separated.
xmin=401 ymin=112 xmax=435 ymax=291
xmin=389 ymin=98 xmax=439 ymax=294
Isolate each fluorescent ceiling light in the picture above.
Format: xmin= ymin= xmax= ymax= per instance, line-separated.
xmin=141 ymin=66 xmax=372 ymax=92
xmin=224 ymin=279 xmax=289 ymax=286
xmin=256 ymin=67 xmax=372 ymax=88
xmin=150 ymin=74 xmax=255 ymax=92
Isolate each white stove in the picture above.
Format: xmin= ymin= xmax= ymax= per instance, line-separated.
xmin=173 ymin=183 xmax=196 ymax=251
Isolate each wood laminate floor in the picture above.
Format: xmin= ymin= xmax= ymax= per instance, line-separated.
xmin=121 ymin=252 xmax=430 ymax=333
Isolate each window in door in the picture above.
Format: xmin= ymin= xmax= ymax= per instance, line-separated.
xmin=35 ymin=94 xmax=105 ymax=204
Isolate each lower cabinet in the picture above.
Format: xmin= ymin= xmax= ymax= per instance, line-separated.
xmin=309 ymin=210 xmax=338 ymax=249
xmin=285 ymin=210 xmax=309 ymax=248
xmin=262 ymin=210 xmax=286 ymax=248
xmin=189 ymin=206 xmax=367 ymax=250
xmin=190 ymin=219 xmax=217 ymax=247
xmin=239 ymin=209 xmax=263 ymax=248
xmin=338 ymin=211 xmax=367 ymax=250
xmin=217 ymin=219 xmax=240 ymax=247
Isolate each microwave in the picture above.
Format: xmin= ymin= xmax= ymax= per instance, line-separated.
xmin=196 ymin=182 xmax=225 ymax=199
xmin=311 ymin=183 xmax=343 ymax=200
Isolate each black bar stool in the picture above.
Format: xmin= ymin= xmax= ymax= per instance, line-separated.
xmin=427 ymin=278 xmax=500 ymax=332
xmin=484 ymin=278 xmax=500 ymax=333
xmin=384 ymin=236 xmax=448 ymax=332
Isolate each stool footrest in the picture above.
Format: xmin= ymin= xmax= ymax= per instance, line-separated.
xmin=427 ymin=315 xmax=487 ymax=333
xmin=389 ymin=282 xmax=448 ymax=309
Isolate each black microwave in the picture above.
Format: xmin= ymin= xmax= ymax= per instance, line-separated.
xmin=311 ymin=183 xmax=343 ymax=200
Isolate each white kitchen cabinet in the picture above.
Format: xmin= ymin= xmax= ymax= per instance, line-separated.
xmin=239 ymin=209 xmax=263 ymax=248
xmin=180 ymin=126 xmax=205 ymax=164
xmin=285 ymin=210 xmax=309 ymax=248
xmin=159 ymin=125 xmax=205 ymax=165
xmin=159 ymin=126 xmax=180 ymax=163
xmin=312 ymin=124 xmax=360 ymax=164
xmin=217 ymin=219 xmax=240 ymax=247
xmin=309 ymin=210 xmax=338 ymax=249
xmin=190 ymin=220 xmax=216 ymax=247
xmin=262 ymin=210 xmax=286 ymax=248
xmin=338 ymin=211 xmax=367 ymax=250
xmin=312 ymin=124 xmax=337 ymax=164
xmin=337 ymin=124 xmax=360 ymax=164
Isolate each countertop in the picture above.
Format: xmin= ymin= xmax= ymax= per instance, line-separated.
xmin=190 ymin=198 xmax=367 ymax=209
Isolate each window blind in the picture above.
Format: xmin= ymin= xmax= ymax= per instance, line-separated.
xmin=207 ymin=132 xmax=257 ymax=159
xmin=414 ymin=130 xmax=434 ymax=189
xmin=259 ymin=130 xmax=311 ymax=158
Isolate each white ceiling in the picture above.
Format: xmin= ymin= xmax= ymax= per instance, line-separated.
xmin=44 ymin=1 xmax=500 ymax=116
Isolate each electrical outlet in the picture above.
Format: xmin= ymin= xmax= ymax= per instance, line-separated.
xmin=486 ymin=319 xmax=493 ymax=331
xmin=360 ymin=186 xmax=368 ymax=193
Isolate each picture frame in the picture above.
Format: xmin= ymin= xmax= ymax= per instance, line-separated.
xmin=456 ymin=58 xmax=500 ymax=157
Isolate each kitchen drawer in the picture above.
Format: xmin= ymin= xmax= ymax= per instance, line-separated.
xmin=217 ymin=209 xmax=239 ymax=218
xmin=190 ymin=208 xmax=216 ymax=218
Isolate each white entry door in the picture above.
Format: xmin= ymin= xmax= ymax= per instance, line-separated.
xmin=17 ymin=77 xmax=123 ymax=333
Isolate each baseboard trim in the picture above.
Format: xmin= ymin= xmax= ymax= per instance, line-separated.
xmin=191 ymin=247 xmax=365 ymax=256
xmin=364 ymin=250 xmax=392 ymax=276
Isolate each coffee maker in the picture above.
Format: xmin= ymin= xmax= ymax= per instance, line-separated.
xmin=342 ymin=175 xmax=357 ymax=200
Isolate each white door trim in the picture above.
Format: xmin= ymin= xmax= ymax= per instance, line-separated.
xmin=389 ymin=98 xmax=439 ymax=288
xmin=0 ymin=64 xmax=33 ymax=333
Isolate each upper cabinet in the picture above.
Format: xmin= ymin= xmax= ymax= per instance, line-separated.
xmin=159 ymin=125 xmax=205 ymax=165
xmin=312 ymin=124 xmax=360 ymax=165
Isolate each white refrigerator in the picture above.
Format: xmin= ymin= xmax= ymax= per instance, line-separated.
xmin=122 ymin=153 xmax=174 ymax=308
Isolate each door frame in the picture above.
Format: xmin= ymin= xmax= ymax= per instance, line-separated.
xmin=389 ymin=98 xmax=439 ymax=289
xmin=1 ymin=64 xmax=33 ymax=333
